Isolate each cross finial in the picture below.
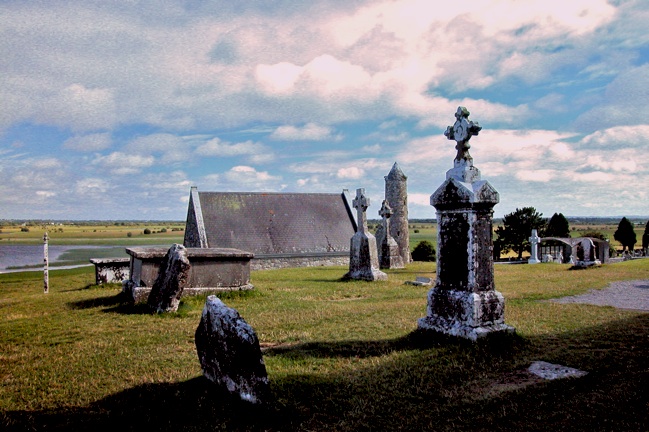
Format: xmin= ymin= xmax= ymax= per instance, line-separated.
xmin=353 ymin=188 xmax=370 ymax=233
xmin=444 ymin=106 xmax=482 ymax=162
xmin=379 ymin=200 xmax=392 ymax=220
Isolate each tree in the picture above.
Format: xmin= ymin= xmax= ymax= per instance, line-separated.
xmin=494 ymin=207 xmax=546 ymax=260
xmin=411 ymin=240 xmax=436 ymax=262
xmin=643 ymin=221 xmax=649 ymax=251
xmin=544 ymin=212 xmax=570 ymax=238
xmin=613 ymin=217 xmax=636 ymax=252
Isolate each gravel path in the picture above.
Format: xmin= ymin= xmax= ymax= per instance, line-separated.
xmin=551 ymin=280 xmax=649 ymax=312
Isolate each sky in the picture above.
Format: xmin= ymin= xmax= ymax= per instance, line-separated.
xmin=1 ymin=0 xmax=649 ymax=221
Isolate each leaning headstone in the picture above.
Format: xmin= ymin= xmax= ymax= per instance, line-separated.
xmin=418 ymin=107 xmax=515 ymax=341
xmin=528 ymin=229 xmax=541 ymax=264
xmin=344 ymin=188 xmax=387 ymax=281
xmin=147 ymin=244 xmax=191 ymax=313
xmin=378 ymin=200 xmax=405 ymax=269
xmin=195 ymin=296 xmax=270 ymax=404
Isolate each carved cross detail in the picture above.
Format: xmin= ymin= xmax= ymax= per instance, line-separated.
xmin=353 ymin=188 xmax=370 ymax=233
xmin=444 ymin=106 xmax=482 ymax=162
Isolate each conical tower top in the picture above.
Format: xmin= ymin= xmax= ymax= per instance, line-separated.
xmin=385 ymin=162 xmax=407 ymax=181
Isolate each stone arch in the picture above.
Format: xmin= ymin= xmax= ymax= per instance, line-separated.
xmin=539 ymin=237 xmax=609 ymax=264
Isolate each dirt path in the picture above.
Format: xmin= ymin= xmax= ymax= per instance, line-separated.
xmin=551 ymin=279 xmax=649 ymax=312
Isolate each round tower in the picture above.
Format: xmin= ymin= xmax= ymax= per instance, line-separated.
xmin=385 ymin=162 xmax=410 ymax=263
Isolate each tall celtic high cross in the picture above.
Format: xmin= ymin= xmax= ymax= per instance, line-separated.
xmin=444 ymin=106 xmax=482 ymax=165
xmin=353 ymin=188 xmax=370 ymax=234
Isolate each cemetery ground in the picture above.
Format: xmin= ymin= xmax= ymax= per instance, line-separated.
xmin=1 ymin=261 xmax=648 ymax=431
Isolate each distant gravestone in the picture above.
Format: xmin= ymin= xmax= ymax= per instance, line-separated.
xmin=195 ymin=296 xmax=270 ymax=405
xmin=528 ymin=229 xmax=541 ymax=264
xmin=574 ymin=238 xmax=601 ymax=268
xmin=378 ymin=200 xmax=405 ymax=269
xmin=147 ymin=244 xmax=191 ymax=313
xmin=344 ymin=188 xmax=387 ymax=281
xmin=418 ymin=107 xmax=515 ymax=340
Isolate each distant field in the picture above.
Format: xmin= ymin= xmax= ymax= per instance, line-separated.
xmin=0 ymin=222 xmax=186 ymax=246
xmin=1 ymin=220 xmax=646 ymax=252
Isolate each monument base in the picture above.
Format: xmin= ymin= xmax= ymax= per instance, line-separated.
xmin=345 ymin=232 xmax=388 ymax=281
xmin=417 ymin=288 xmax=516 ymax=341
xmin=573 ymin=259 xmax=602 ymax=269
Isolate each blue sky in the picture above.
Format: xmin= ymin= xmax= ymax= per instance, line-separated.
xmin=1 ymin=0 xmax=648 ymax=220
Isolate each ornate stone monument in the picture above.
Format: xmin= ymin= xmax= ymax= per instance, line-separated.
xmin=378 ymin=200 xmax=405 ymax=269
xmin=528 ymin=229 xmax=541 ymax=264
xmin=344 ymin=188 xmax=387 ymax=281
xmin=418 ymin=107 xmax=515 ymax=340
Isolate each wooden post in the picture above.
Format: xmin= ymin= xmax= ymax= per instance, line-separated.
xmin=44 ymin=232 xmax=49 ymax=294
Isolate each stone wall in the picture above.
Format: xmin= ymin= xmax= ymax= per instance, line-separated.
xmin=251 ymin=253 xmax=349 ymax=271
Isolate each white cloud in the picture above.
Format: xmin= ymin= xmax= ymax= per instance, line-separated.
xmin=336 ymin=166 xmax=365 ymax=180
xmin=92 ymin=152 xmax=155 ymax=175
xmin=63 ymin=133 xmax=112 ymax=152
xmin=38 ymin=84 xmax=117 ymax=132
xmin=195 ymin=138 xmax=274 ymax=163
xmin=580 ymin=125 xmax=649 ymax=149
xmin=220 ymin=166 xmax=281 ymax=189
xmin=270 ymin=123 xmax=339 ymax=141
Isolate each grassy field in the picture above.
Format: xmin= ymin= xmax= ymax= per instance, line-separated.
xmin=1 ymin=260 xmax=648 ymax=431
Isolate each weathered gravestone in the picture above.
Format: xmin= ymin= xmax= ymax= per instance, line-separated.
xmin=574 ymin=237 xmax=601 ymax=268
xmin=147 ymin=244 xmax=191 ymax=313
xmin=344 ymin=188 xmax=387 ymax=281
xmin=378 ymin=200 xmax=405 ymax=269
xmin=418 ymin=107 xmax=515 ymax=340
xmin=195 ymin=296 xmax=270 ymax=405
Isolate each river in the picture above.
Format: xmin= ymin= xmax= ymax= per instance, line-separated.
xmin=0 ymin=244 xmax=132 ymax=273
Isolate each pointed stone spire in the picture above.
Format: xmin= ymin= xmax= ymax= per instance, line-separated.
xmin=386 ymin=162 xmax=407 ymax=181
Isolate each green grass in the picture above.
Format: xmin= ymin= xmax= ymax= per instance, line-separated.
xmin=1 ymin=262 xmax=648 ymax=431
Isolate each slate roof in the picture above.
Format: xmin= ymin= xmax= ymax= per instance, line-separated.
xmin=184 ymin=190 xmax=356 ymax=256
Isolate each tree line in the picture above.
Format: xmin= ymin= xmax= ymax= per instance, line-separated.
xmin=494 ymin=207 xmax=646 ymax=260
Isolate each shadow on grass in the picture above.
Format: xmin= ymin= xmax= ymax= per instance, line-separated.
xmin=1 ymin=376 xmax=288 ymax=432
xmin=263 ymin=329 xmax=521 ymax=360
xmin=3 ymin=315 xmax=647 ymax=431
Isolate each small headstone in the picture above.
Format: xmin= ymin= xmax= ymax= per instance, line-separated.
xmin=344 ymin=188 xmax=388 ymax=281
xmin=378 ymin=200 xmax=405 ymax=269
xmin=147 ymin=244 xmax=191 ymax=313
xmin=528 ymin=361 xmax=588 ymax=380
xmin=195 ymin=296 xmax=270 ymax=404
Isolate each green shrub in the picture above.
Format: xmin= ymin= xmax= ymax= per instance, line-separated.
xmin=412 ymin=240 xmax=436 ymax=262
xmin=126 ymin=232 xmax=132 ymax=238
xmin=143 ymin=228 xmax=151 ymax=235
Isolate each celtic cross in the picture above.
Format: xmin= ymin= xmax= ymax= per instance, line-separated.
xmin=379 ymin=200 xmax=393 ymax=237
xmin=353 ymin=188 xmax=370 ymax=234
xmin=444 ymin=106 xmax=482 ymax=163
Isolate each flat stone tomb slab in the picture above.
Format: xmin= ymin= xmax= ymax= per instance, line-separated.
xmin=125 ymin=247 xmax=254 ymax=303
xmin=528 ymin=361 xmax=588 ymax=380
